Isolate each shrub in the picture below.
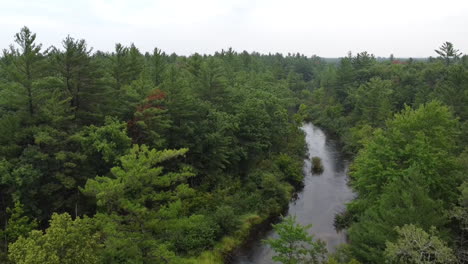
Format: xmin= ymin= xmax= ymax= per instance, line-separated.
xmin=213 ymin=206 xmax=241 ymax=235
xmin=311 ymin=156 xmax=324 ymax=173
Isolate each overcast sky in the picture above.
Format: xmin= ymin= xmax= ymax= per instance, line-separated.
xmin=1 ymin=0 xmax=468 ymax=57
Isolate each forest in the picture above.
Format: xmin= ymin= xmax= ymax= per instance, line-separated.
xmin=0 ymin=27 xmax=467 ymax=264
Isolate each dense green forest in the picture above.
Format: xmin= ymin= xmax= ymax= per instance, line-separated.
xmin=0 ymin=27 xmax=467 ymax=264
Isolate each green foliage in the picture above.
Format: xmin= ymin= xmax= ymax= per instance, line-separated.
xmin=348 ymin=169 xmax=447 ymax=262
xmin=128 ymin=89 xmax=171 ymax=148
xmin=276 ymin=153 xmax=303 ymax=187
xmin=1 ymin=202 xmax=37 ymax=245
xmin=385 ymin=224 xmax=456 ymax=264
xmin=82 ymin=145 xmax=197 ymax=261
xmin=2 ymin=27 xmax=45 ymax=116
xmin=1 ymin=27 xmax=467 ymax=264
xmin=0 ymin=26 xmax=333 ymax=262
xmin=77 ymin=116 xmax=132 ymax=165
xmin=169 ymin=214 xmax=219 ymax=254
xmin=212 ymin=205 xmax=241 ymax=234
xmin=263 ymin=216 xmax=327 ymax=264
xmin=344 ymin=102 xmax=461 ymax=263
xmin=351 ymin=101 xmax=460 ymax=205
xmin=300 ymin=49 xmax=468 ymax=263
xmin=50 ymin=35 xmax=105 ymax=123
xmin=0 ymin=201 xmax=37 ymax=262
xmin=326 ymin=245 xmax=361 ymax=264
xmin=311 ymin=156 xmax=324 ymax=174
xmin=342 ymin=124 xmax=374 ymax=154
xmin=451 ymin=180 xmax=468 ymax=262
xmin=8 ymin=213 xmax=102 ymax=264
xmin=435 ymin=42 xmax=462 ymax=65
xmin=258 ymin=172 xmax=291 ymax=215
xmin=349 ymin=77 xmax=394 ymax=127
xmin=82 ymin=144 xmax=192 ymax=213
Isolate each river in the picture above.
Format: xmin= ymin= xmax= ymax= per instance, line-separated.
xmin=231 ymin=123 xmax=355 ymax=263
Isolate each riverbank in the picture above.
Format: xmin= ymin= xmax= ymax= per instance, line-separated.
xmin=230 ymin=123 xmax=355 ymax=263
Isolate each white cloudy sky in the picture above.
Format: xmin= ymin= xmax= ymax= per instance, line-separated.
xmin=1 ymin=0 xmax=468 ymax=57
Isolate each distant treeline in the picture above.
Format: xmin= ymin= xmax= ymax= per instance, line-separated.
xmin=0 ymin=27 xmax=467 ymax=264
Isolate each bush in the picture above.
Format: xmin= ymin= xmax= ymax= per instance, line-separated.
xmin=334 ymin=210 xmax=355 ymax=231
xmin=263 ymin=215 xmax=327 ymax=264
xmin=171 ymin=215 xmax=220 ymax=254
xmin=213 ymin=206 xmax=241 ymax=235
xmin=311 ymin=156 xmax=324 ymax=173
xmin=255 ymin=173 xmax=292 ymax=216
xmin=275 ymin=153 xmax=303 ymax=187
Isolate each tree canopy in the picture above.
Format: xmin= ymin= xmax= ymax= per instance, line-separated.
xmin=0 ymin=27 xmax=467 ymax=264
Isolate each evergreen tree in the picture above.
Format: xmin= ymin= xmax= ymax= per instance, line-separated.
xmin=2 ymin=27 xmax=45 ymax=117
xmin=435 ymin=42 xmax=462 ymax=65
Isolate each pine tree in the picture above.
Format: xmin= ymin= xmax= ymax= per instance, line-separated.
xmin=3 ymin=27 xmax=45 ymax=116
xmin=435 ymin=42 xmax=462 ymax=65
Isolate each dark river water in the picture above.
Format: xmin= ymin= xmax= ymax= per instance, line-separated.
xmin=231 ymin=123 xmax=355 ymax=263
